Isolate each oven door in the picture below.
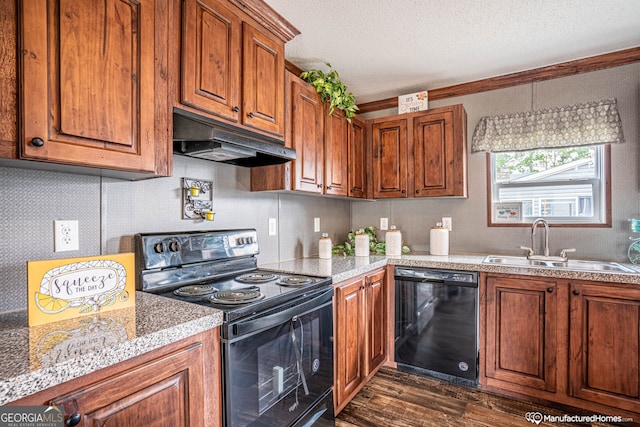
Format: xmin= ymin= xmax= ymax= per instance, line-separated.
xmin=221 ymin=287 xmax=334 ymax=427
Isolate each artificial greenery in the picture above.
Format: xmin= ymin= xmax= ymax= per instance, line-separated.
xmin=332 ymin=226 xmax=410 ymax=256
xmin=300 ymin=63 xmax=359 ymax=121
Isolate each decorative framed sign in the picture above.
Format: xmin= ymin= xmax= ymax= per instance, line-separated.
xmin=493 ymin=202 xmax=523 ymax=223
xmin=398 ymin=91 xmax=428 ymax=114
xmin=27 ymin=253 xmax=135 ymax=326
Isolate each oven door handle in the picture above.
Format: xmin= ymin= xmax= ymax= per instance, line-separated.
xmin=231 ymin=288 xmax=333 ymax=337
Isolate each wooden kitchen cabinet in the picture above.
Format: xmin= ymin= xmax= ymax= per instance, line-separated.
xmin=15 ymin=0 xmax=171 ymax=177
xmin=250 ymin=71 xmax=352 ymax=196
xmin=175 ymin=0 xmax=297 ymax=139
xmin=369 ymin=104 xmax=467 ymax=198
xmin=334 ymin=268 xmax=387 ymax=414
xmin=483 ymin=274 xmax=558 ymax=393
xmin=11 ymin=329 xmax=221 ymax=427
xmin=569 ymin=280 xmax=640 ymax=414
xmin=481 ymin=272 xmax=640 ymax=420
xmin=348 ymin=116 xmax=367 ymax=198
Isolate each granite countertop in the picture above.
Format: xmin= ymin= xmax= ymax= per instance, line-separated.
xmin=260 ymin=252 xmax=640 ymax=285
xmin=3 ymin=252 xmax=638 ymax=406
xmin=0 ymin=292 xmax=223 ymax=405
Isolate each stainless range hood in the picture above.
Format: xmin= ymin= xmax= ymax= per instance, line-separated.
xmin=172 ymin=109 xmax=295 ymax=167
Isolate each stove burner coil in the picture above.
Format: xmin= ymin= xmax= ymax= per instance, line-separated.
xmin=208 ymin=289 xmax=265 ymax=305
xmin=235 ymin=272 xmax=278 ymax=284
xmin=276 ymin=276 xmax=315 ymax=287
xmin=173 ymin=284 xmax=217 ymax=297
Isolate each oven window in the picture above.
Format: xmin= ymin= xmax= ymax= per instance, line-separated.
xmin=223 ymin=301 xmax=333 ymax=427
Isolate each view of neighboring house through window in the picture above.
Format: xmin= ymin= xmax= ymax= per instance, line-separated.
xmin=490 ymin=145 xmax=608 ymax=225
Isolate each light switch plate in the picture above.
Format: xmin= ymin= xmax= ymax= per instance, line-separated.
xmin=380 ymin=218 xmax=389 ymax=230
xmin=314 ymin=217 xmax=321 ymax=233
xmin=442 ymin=217 xmax=452 ymax=231
xmin=268 ymin=218 xmax=277 ymax=236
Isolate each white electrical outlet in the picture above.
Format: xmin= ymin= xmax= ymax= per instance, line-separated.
xmin=442 ymin=217 xmax=452 ymax=231
xmin=54 ymin=220 xmax=79 ymax=252
xmin=314 ymin=217 xmax=321 ymax=233
xmin=268 ymin=218 xmax=277 ymax=236
xmin=380 ymin=218 xmax=389 ymax=230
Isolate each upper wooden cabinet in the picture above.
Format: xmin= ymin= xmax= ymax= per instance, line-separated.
xmin=348 ymin=116 xmax=367 ymax=198
xmin=369 ymin=104 xmax=468 ymax=198
xmin=250 ymin=71 xmax=352 ymax=196
xmin=16 ymin=0 xmax=171 ymax=177
xmin=175 ymin=0 xmax=297 ymax=139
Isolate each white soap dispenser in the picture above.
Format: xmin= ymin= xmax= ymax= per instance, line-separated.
xmin=385 ymin=225 xmax=402 ymax=256
xmin=319 ymin=233 xmax=332 ymax=259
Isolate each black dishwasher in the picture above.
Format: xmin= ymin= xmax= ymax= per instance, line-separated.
xmin=394 ymin=267 xmax=478 ymax=386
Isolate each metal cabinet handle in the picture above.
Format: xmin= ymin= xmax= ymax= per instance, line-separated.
xmin=415 ymin=190 xmax=420 ymax=194
xmin=31 ymin=137 xmax=45 ymax=147
xmin=317 ymin=184 xmax=323 ymax=189
xmin=327 ymin=186 xmax=332 ymax=190
xmin=573 ymin=289 xmax=580 ymax=296
xmin=65 ymin=413 xmax=82 ymax=426
xmin=401 ymin=189 xmax=406 ymax=194
xmin=547 ymin=287 xmax=554 ymax=293
xmin=233 ymin=106 xmax=239 ymax=113
xmin=248 ymin=112 xmax=254 ymax=118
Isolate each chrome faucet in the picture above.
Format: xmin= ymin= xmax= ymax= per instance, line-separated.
xmin=520 ymin=217 xmax=576 ymax=261
xmin=531 ymin=218 xmax=550 ymax=257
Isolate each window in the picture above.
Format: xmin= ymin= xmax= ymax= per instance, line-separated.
xmin=489 ymin=145 xmax=610 ymax=226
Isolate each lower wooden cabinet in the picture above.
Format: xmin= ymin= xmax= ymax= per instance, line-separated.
xmin=334 ymin=268 xmax=387 ymax=414
xmin=569 ymin=281 xmax=640 ymax=414
xmin=10 ymin=329 xmax=221 ymax=427
xmin=481 ymin=273 xmax=640 ymax=419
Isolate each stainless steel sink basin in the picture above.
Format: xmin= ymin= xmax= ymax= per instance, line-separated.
xmin=483 ymin=255 xmax=635 ymax=273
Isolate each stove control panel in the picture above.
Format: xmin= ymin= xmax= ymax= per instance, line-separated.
xmin=135 ymin=229 xmax=259 ymax=270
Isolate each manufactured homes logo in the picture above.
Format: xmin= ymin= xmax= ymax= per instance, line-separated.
xmin=0 ymin=406 xmax=63 ymax=427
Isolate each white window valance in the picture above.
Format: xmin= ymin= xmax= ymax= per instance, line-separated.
xmin=471 ymin=98 xmax=624 ymax=152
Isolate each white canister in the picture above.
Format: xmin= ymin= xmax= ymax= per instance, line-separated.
xmin=319 ymin=233 xmax=332 ymax=259
xmin=385 ymin=225 xmax=402 ymax=256
xmin=355 ymin=229 xmax=370 ymax=257
xmin=430 ymin=222 xmax=449 ymax=256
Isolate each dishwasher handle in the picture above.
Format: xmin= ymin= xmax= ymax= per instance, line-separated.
xmin=394 ymin=267 xmax=478 ymax=286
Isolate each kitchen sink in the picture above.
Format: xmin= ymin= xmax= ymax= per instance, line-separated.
xmin=483 ymin=255 xmax=635 ymax=273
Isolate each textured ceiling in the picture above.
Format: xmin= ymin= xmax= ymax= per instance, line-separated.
xmin=263 ymin=0 xmax=640 ymax=104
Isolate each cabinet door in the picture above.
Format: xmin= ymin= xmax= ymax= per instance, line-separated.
xmin=0 ymin=0 xmax=17 ymax=159
xmin=51 ymin=341 xmax=207 ymax=427
xmin=348 ymin=116 xmax=367 ymax=198
xmin=371 ymin=118 xmax=408 ymax=198
xmin=485 ymin=275 xmax=557 ymax=392
xmin=181 ymin=0 xmax=241 ymax=123
xmin=335 ymin=277 xmax=365 ymax=409
xmin=242 ymin=22 xmax=285 ymax=137
xmin=413 ymin=110 xmax=453 ymax=196
xmin=20 ymin=0 xmax=163 ymax=174
xmin=365 ymin=269 xmax=387 ymax=374
xmin=569 ymin=282 xmax=640 ymax=413
xmin=289 ymin=73 xmax=324 ymax=193
xmin=324 ymin=106 xmax=349 ymax=196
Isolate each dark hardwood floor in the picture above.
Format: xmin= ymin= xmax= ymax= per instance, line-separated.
xmin=336 ymin=367 xmax=627 ymax=427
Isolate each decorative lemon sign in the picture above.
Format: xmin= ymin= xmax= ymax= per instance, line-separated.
xmin=28 ymin=254 xmax=135 ymax=326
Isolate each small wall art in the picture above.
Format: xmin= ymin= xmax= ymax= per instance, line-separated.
xmin=493 ymin=202 xmax=522 ymax=223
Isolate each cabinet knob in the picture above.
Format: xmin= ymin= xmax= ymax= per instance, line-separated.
xmin=248 ymin=112 xmax=254 ymax=118
xmin=573 ymin=289 xmax=580 ymax=296
xmin=547 ymin=287 xmax=554 ymax=293
xmin=401 ymin=189 xmax=406 ymax=194
xmin=31 ymin=137 xmax=45 ymax=147
xmin=317 ymin=184 xmax=323 ymax=189
xmin=350 ymin=189 xmax=354 ymax=193
xmin=233 ymin=106 xmax=239 ymax=113
xmin=327 ymin=185 xmax=332 ymax=190
xmin=65 ymin=413 xmax=82 ymax=426
xmin=415 ymin=190 xmax=420 ymax=194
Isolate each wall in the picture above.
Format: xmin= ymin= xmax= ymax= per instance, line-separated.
xmin=0 ymin=156 xmax=351 ymax=312
xmin=354 ymin=63 xmax=640 ymax=262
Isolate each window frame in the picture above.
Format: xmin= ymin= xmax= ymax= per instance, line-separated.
xmin=486 ymin=145 xmax=612 ymax=228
